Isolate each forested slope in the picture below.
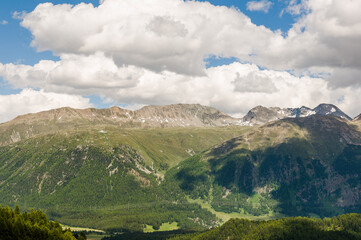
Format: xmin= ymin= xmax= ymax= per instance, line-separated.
xmin=0 ymin=205 xmax=84 ymax=240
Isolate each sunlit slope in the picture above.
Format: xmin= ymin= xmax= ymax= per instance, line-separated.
xmin=0 ymin=126 xmax=248 ymax=231
xmin=167 ymin=115 xmax=361 ymax=218
xmin=0 ymin=104 xmax=239 ymax=145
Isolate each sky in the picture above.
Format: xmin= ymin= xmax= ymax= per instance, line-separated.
xmin=0 ymin=0 xmax=360 ymax=123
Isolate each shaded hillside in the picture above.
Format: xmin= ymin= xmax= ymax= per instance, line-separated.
xmin=167 ymin=115 xmax=361 ymax=218
xmin=240 ymin=103 xmax=352 ymax=126
xmin=0 ymin=104 xmax=239 ymax=145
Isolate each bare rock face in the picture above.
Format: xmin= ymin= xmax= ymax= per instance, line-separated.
xmin=134 ymin=104 xmax=237 ymax=127
xmin=2 ymin=104 xmax=238 ymax=128
xmin=239 ymin=103 xmax=351 ymax=126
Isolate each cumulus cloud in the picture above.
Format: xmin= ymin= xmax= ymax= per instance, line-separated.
xmin=20 ymin=0 xmax=278 ymax=76
xmin=257 ymin=0 xmax=361 ymax=88
xmin=18 ymin=0 xmax=361 ymax=88
xmin=2 ymin=59 xmax=359 ymax=117
xmin=247 ymin=0 xmax=273 ymax=13
xmin=233 ymin=71 xmax=278 ymax=93
xmin=1 ymin=0 xmax=361 ymax=120
xmin=0 ymin=53 xmax=141 ymax=94
xmin=0 ymin=89 xmax=92 ymax=123
xmin=0 ymin=20 xmax=8 ymax=25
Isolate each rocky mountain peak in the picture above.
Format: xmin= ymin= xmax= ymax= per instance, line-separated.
xmin=241 ymin=106 xmax=284 ymax=126
xmin=313 ymin=103 xmax=352 ymax=120
xmin=238 ymin=103 xmax=351 ymax=126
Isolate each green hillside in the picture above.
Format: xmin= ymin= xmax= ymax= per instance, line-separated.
xmin=166 ymin=115 xmax=361 ymax=219
xmin=2 ymin=110 xmax=361 ymax=233
xmin=0 ymin=205 xmax=82 ymax=240
xmin=188 ymin=214 xmax=361 ymax=240
xmin=0 ymin=126 xmax=248 ymax=231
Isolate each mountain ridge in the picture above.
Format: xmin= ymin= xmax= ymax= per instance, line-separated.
xmin=6 ymin=104 xmax=236 ymax=126
xmin=240 ymin=103 xmax=352 ymax=126
xmin=0 ymin=104 xmax=239 ymax=145
xmin=0 ymin=103 xmax=353 ymax=145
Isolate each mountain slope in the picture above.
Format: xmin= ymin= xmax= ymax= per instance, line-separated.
xmin=167 ymin=115 xmax=361 ymax=218
xmin=0 ymin=104 xmax=239 ymax=145
xmin=0 ymin=125 xmax=250 ymax=231
xmin=240 ymin=103 xmax=352 ymax=126
xmin=0 ymin=104 xmax=359 ymax=231
xmin=0 ymin=104 xmax=252 ymax=231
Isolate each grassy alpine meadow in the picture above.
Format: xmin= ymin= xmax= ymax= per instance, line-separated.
xmin=144 ymin=222 xmax=179 ymax=232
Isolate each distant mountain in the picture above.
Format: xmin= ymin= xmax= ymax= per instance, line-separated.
xmin=167 ymin=114 xmax=361 ymax=218
xmin=0 ymin=103 xmax=352 ymax=144
xmin=313 ymin=103 xmax=352 ymax=120
xmin=238 ymin=103 xmax=352 ymax=126
xmin=0 ymin=104 xmax=238 ymax=145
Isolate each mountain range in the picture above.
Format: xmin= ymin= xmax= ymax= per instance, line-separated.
xmin=0 ymin=103 xmax=360 ymax=233
xmin=0 ymin=103 xmax=354 ymax=145
xmin=0 ymin=104 xmax=237 ymax=145
xmin=239 ymin=103 xmax=353 ymax=126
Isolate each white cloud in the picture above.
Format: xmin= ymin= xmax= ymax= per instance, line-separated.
xmin=0 ymin=53 xmax=141 ymax=95
xmin=233 ymin=71 xmax=278 ymax=93
xmin=19 ymin=0 xmax=361 ymax=88
xmin=2 ymin=59 xmax=359 ymax=117
xmin=19 ymin=0 xmax=277 ymax=76
xmin=0 ymin=89 xmax=92 ymax=123
xmin=247 ymin=0 xmax=273 ymax=13
xmin=1 ymin=0 xmax=361 ymax=120
xmin=0 ymin=20 xmax=8 ymax=25
xmin=257 ymin=0 xmax=361 ymax=87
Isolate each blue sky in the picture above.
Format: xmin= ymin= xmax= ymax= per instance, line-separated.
xmin=0 ymin=0 xmax=360 ymax=122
